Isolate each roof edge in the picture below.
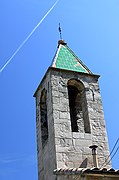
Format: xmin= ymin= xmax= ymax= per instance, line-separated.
xmin=50 ymin=66 xmax=100 ymax=78
xmin=53 ymin=168 xmax=119 ymax=176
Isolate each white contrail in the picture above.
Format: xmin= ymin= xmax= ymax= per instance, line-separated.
xmin=0 ymin=0 xmax=59 ymax=73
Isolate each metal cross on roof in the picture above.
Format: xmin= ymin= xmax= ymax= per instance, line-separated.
xmin=58 ymin=23 xmax=62 ymax=40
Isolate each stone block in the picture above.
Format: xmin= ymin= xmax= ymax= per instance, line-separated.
xmin=55 ymin=129 xmax=72 ymax=138
xmin=55 ymin=118 xmax=71 ymax=124
xmin=53 ymin=103 xmax=68 ymax=111
xmin=51 ymin=84 xmax=59 ymax=91
xmin=56 ymin=145 xmax=75 ymax=153
xmin=56 ymin=153 xmax=63 ymax=161
xmin=66 ymin=152 xmax=82 ymax=163
xmin=72 ymin=132 xmax=85 ymax=139
xmin=64 ymin=161 xmax=73 ymax=168
xmin=84 ymin=133 xmax=92 ymax=140
xmin=74 ymin=139 xmax=92 ymax=147
xmin=55 ymin=137 xmax=73 ymax=147
xmin=55 ymin=122 xmax=71 ymax=131
xmin=60 ymin=97 xmax=69 ymax=105
xmin=60 ymin=138 xmax=73 ymax=147
xmin=52 ymin=90 xmax=59 ymax=97
xmin=71 ymin=146 xmax=82 ymax=153
xmin=52 ymin=97 xmax=60 ymax=104
xmin=57 ymin=161 xmax=66 ymax=168
xmin=59 ymin=112 xmax=70 ymax=119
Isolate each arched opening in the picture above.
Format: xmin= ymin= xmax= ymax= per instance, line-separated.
xmin=68 ymin=85 xmax=79 ymax=132
xmin=40 ymin=89 xmax=48 ymax=147
xmin=68 ymin=79 xmax=90 ymax=133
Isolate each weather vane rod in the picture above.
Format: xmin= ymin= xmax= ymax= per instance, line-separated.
xmin=58 ymin=23 xmax=62 ymax=40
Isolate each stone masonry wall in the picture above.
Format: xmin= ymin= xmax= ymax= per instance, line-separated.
xmin=35 ymin=68 xmax=111 ymax=180
xmin=51 ymin=69 xmax=111 ymax=169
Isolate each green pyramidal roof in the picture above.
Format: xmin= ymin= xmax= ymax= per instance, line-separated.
xmin=51 ymin=40 xmax=92 ymax=74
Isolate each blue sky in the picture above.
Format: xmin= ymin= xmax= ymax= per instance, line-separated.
xmin=0 ymin=0 xmax=119 ymax=179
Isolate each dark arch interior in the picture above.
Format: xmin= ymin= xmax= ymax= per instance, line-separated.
xmin=68 ymin=85 xmax=79 ymax=132
xmin=40 ymin=89 xmax=48 ymax=147
xmin=68 ymin=80 xmax=91 ymax=133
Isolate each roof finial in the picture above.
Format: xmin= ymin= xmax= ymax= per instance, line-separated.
xmin=58 ymin=24 xmax=67 ymax=46
xmin=58 ymin=23 xmax=62 ymax=40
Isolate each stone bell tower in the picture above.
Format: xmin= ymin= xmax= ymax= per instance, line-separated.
xmin=34 ymin=40 xmax=111 ymax=180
